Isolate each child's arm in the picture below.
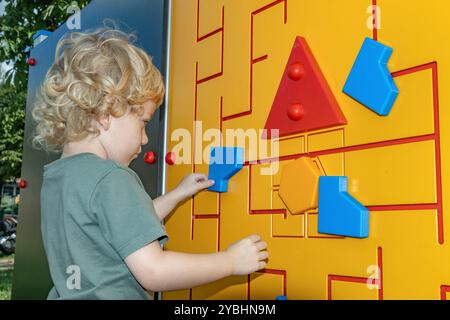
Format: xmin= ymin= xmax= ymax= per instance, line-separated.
xmin=153 ymin=173 xmax=214 ymax=221
xmin=125 ymin=234 xmax=268 ymax=292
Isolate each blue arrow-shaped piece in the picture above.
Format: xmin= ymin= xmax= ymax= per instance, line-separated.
xmin=343 ymin=37 xmax=399 ymax=116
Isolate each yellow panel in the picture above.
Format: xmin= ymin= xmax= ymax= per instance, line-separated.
xmin=164 ymin=195 xmax=194 ymax=251
xmin=196 ymin=80 xmax=222 ymax=131
xmin=194 ymin=164 xmax=219 ymax=215
xmin=193 ymin=190 xmax=219 ymax=215
xmin=378 ymin=1 xmax=448 ymax=71
xmin=192 ymin=277 xmax=248 ymax=300
xmin=271 ymin=189 xmax=285 ymax=210
xmin=272 ymin=160 xmax=293 ymax=186
xmin=251 ymin=0 xmax=289 ymax=132
xmin=249 ymin=273 xmax=284 ymax=300
xmin=330 ymin=280 xmax=379 ymax=300
xmin=317 ymin=154 xmax=344 ymax=176
xmin=220 ymin=2 xmax=252 ymax=118
xmin=308 ymin=129 xmax=344 ymax=153
xmin=219 ymin=166 xmax=272 ymax=250
xmin=306 ymin=213 xmax=341 ymax=239
xmin=191 ymin=218 xmax=218 ymax=253
xmin=371 ymin=210 xmax=442 ymax=299
xmin=250 ymin=163 xmax=272 ymax=210
xmin=197 ymin=0 xmax=222 ymax=38
xmin=253 ymin=1 xmax=288 ymax=61
xmin=272 ymin=212 xmax=304 ymax=237
xmin=378 ymin=0 xmax=450 ymax=253
xmin=250 ymin=52 xmax=284 ymax=136
xmin=161 ymin=290 xmax=190 ymax=300
xmin=167 ymin=0 xmax=196 ymax=132
xmin=196 ymin=28 xmax=222 ymax=80
xmin=276 ymin=135 xmax=305 ymax=157
xmin=345 ymin=140 xmax=436 ymax=206
xmin=167 ymin=0 xmax=450 ymax=300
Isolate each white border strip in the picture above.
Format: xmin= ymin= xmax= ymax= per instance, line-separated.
xmin=162 ymin=0 xmax=172 ymax=195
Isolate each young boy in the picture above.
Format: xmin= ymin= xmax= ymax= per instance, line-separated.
xmin=32 ymin=28 xmax=268 ymax=300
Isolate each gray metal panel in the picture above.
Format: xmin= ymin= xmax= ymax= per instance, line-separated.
xmin=12 ymin=0 xmax=168 ymax=299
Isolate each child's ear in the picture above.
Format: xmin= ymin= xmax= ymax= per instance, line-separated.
xmin=97 ymin=114 xmax=111 ymax=131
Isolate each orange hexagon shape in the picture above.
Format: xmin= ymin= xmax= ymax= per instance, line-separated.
xmin=278 ymin=157 xmax=325 ymax=214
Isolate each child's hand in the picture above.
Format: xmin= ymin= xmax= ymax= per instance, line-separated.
xmin=224 ymin=234 xmax=268 ymax=275
xmin=173 ymin=173 xmax=215 ymax=202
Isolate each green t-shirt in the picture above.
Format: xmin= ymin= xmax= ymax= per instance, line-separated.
xmin=40 ymin=152 xmax=168 ymax=300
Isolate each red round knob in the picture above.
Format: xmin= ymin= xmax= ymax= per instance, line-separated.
xmin=288 ymin=63 xmax=304 ymax=81
xmin=287 ymin=103 xmax=304 ymax=121
xmin=18 ymin=179 xmax=27 ymax=189
xmin=165 ymin=152 xmax=175 ymax=165
xmin=28 ymin=57 xmax=36 ymax=66
xmin=144 ymin=151 xmax=157 ymax=164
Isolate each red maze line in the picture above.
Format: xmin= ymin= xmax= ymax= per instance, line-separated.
xmin=372 ymin=0 xmax=378 ymax=41
xmin=440 ymin=285 xmax=450 ymax=300
xmin=328 ymin=247 xmax=383 ymax=300
xmin=245 ymin=62 xmax=444 ymax=244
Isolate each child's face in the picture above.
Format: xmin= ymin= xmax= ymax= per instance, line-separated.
xmin=100 ymin=100 xmax=157 ymax=166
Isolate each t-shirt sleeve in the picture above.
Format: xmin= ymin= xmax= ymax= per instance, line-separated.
xmin=90 ymin=167 xmax=168 ymax=259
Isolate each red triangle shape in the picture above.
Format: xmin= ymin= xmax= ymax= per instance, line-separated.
xmin=263 ymin=36 xmax=346 ymax=139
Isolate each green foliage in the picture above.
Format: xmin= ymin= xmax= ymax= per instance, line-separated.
xmin=0 ymin=269 xmax=13 ymax=300
xmin=0 ymin=0 xmax=92 ymax=90
xmin=0 ymin=85 xmax=26 ymax=182
xmin=0 ymin=254 xmax=15 ymax=300
xmin=0 ymin=0 xmax=92 ymax=182
xmin=1 ymin=194 xmax=19 ymax=218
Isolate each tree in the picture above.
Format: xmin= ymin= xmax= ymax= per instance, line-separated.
xmin=0 ymin=0 xmax=92 ymax=90
xmin=0 ymin=0 xmax=92 ymax=182
xmin=0 ymin=62 xmax=26 ymax=182
xmin=0 ymin=83 xmax=26 ymax=181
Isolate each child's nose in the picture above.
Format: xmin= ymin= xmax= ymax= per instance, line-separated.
xmin=142 ymin=131 xmax=149 ymax=146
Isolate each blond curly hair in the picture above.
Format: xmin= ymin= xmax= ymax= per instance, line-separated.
xmin=32 ymin=27 xmax=165 ymax=152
